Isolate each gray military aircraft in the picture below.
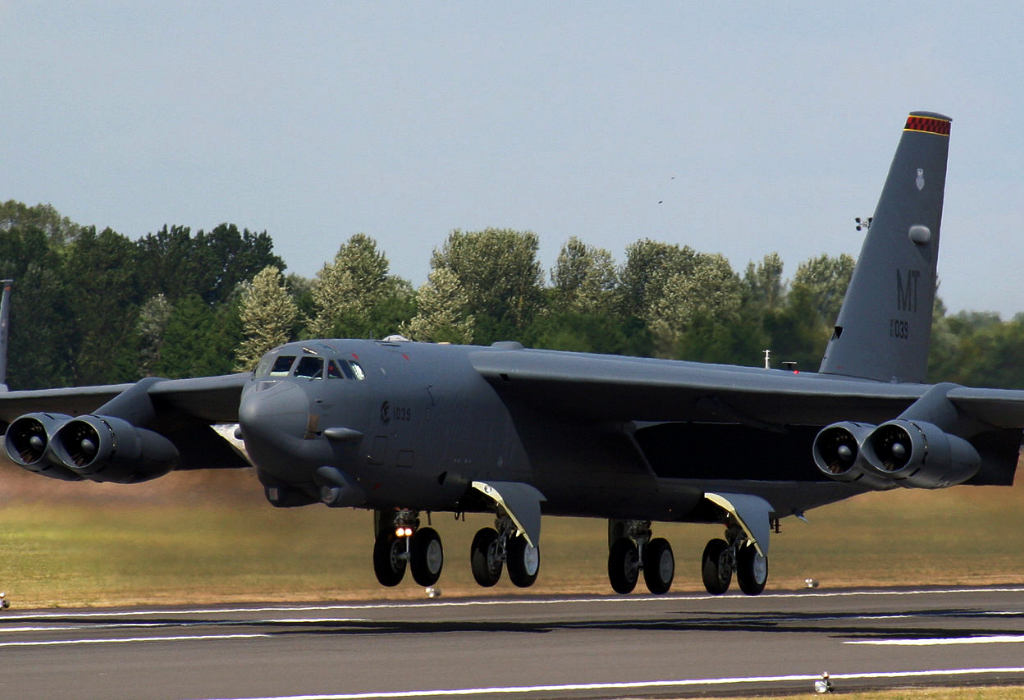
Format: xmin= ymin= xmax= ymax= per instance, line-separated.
xmin=2 ymin=111 xmax=1019 ymax=597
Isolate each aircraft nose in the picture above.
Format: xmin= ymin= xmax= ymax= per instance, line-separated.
xmin=238 ymin=381 xmax=310 ymax=466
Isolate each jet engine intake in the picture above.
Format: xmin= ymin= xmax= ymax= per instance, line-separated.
xmin=50 ymin=415 xmax=179 ymax=484
xmin=862 ymin=419 xmax=980 ymax=489
xmin=3 ymin=412 xmax=82 ymax=481
xmin=811 ymin=421 xmax=893 ymax=490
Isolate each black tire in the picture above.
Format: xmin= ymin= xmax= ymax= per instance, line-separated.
xmin=409 ymin=527 xmax=444 ymax=586
xmin=470 ymin=527 xmax=503 ymax=587
xmin=736 ymin=543 xmax=768 ymax=596
xmin=372 ymin=532 xmax=406 ymax=587
xmin=701 ymin=538 xmax=732 ymax=595
xmin=607 ymin=538 xmax=640 ymax=594
xmin=506 ymin=534 xmax=540 ymax=588
xmin=642 ymin=537 xmax=674 ymax=595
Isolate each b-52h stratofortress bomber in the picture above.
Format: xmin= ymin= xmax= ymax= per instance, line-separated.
xmin=3 ymin=111 xmax=1020 ymax=597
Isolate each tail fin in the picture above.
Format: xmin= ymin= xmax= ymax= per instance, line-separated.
xmin=0 ymin=280 xmax=11 ymax=391
xmin=819 ymin=112 xmax=951 ymax=383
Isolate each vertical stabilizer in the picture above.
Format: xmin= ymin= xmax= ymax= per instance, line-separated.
xmin=0 ymin=280 xmax=10 ymax=391
xmin=819 ymin=112 xmax=951 ymax=383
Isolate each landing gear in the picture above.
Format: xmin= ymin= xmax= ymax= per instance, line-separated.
xmin=507 ymin=533 xmax=540 ymax=588
xmin=373 ymin=529 xmax=406 ymax=587
xmin=470 ymin=527 xmax=503 ymax=587
xmin=470 ymin=515 xmax=541 ymax=588
xmin=607 ymin=520 xmax=674 ymax=595
xmin=607 ymin=538 xmax=640 ymax=594
xmin=372 ymin=509 xmax=445 ymax=587
xmin=701 ymin=538 xmax=732 ymax=595
xmin=643 ymin=537 xmax=675 ymax=595
xmin=410 ymin=527 xmax=444 ymax=586
xmin=700 ymin=523 xmax=768 ymax=596
xmin=736 ymin=542 xmax=768 ymax=596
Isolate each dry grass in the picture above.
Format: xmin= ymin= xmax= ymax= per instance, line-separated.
xmin=706 ymin=689 xmax=1024 ymax=700
xmin=2 ymin=463 xmax=1024 ymax=607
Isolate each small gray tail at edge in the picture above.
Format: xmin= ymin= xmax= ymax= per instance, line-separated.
xmin=0 ymin=280 xmax=11 ymax=392
xmin=819 ymin=112 xmax=951 ymax=384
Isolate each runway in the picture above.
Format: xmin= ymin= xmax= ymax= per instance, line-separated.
xmin=2 ymin=586 xmax=1024 ymax=699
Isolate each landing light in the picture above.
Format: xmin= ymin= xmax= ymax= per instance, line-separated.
xmin=396 ymin=527 xmax=414 ymax=538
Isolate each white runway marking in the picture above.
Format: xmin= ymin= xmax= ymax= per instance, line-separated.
xmin=850 ymin=634 xmax=1024 ymax=646
xmin=1 ymin=585 xmax=1021 ymax=621
xmin=195 ymin=666 xmax=1024 ymax=700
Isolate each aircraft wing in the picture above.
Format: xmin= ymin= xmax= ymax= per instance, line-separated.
xmin=0 ymin=374 xmax=248 ymax=428
xmin=470 ymin=350 xmax=1024 ymax=429
xmin=945 ymin=387 xmax=1024 ymax=428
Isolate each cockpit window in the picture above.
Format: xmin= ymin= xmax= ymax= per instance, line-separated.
xmin=294 ymin=356 xmax=324 ymax=379
xmin=349 ymin=360 xmax=366 ymax=380
xmin=257 ymin=355 xmax=296 ymax=377
xmin=326 ymin=359 xmax=364 ymax=380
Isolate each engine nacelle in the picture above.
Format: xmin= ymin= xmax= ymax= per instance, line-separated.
xmin=811 ymin=421 xmax=893 ymax=490
xmin=3 ymin=412 xmax=82 ymax=481
xmin=862 ymin=419 xmax=981 ymax=489
xmin=50 ymin=415 xmax=179 ymax=484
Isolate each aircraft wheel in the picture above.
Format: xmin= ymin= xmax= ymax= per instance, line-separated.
xmin=701 ymin=538 xmax=732 ymax=595
xmin=470 ymin=527 xmax=503 ymax=587
xmin=373 ymin=532 xmax=406 ymax=587
xmin=506 ymin=533 xmax=540 ymax=588
xmin=642 ymin=537 xmax=674 ymax=595
xmin=409 ymin=527 xmax=444 ymax=586
xmin=736 ymin=543 xmax=768 ymax=596
xmin=607 ymin=538 xmax=640 ymax=594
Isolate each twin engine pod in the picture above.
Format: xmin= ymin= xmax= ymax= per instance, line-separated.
xmin=4 ymin=412 xmax=178 ymax=484
xmin=812 ymin=419 xmax=981 ymax=490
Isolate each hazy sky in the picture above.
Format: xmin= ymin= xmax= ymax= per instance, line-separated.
xmin=3 ymin=2 xmax=1022 ymax=316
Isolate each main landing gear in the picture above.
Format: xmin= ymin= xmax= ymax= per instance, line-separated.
xmin=607 ymin=520 xmax=675 ymax=594
xmin=470 ymin=514 xmax=540 ymax=588
xmin=372 ymin=507 xmax=541 ymax=590
xmin=372 ymin=509 xmax=444 ymax=587
xmin=701 ymin=522 xmax=768 ymax=596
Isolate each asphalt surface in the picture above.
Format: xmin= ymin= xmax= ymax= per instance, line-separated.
xmin=2 ymin=586 xmax=1024 ymax=700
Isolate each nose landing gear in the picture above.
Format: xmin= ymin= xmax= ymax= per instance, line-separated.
xmin=372 ymin=509 xmax=444 ymax=587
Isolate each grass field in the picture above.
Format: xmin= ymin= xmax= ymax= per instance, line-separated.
xmin=2 ymin=462 xmax=1024 ymax=608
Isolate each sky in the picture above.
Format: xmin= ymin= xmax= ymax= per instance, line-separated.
xmin=2 ymin=2 xmax=1022 ymax=316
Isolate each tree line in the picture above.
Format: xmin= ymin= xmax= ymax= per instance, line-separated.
xmin=2 ymin=200 xmax=1022 ymax=390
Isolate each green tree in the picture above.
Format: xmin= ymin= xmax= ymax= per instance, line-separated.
xmin=550 ymin=237 xmax=616 ymax=315
xmin=791 ymin=253 xmax=856 ymax=326
xmin=135 ymin=224 xmax=284 ymax=305
xmin=616 ymin=239 xmax=699 ymax=320
xmin=156 ymin=294 xmax=241 ymax=378
xmin=648 ymin=253 xmax=744 ymax=358
xmin=743 ymin=253 xmax=786 ymax=311
xmin=403 ymin=267 xmax=475 ymax=344
xmin=236 ymin=266 xmax=299 ymax=371
xmin=0 ymin=200 xmax=81 ymax=246
xmin=308 ymin=234 xmax=406 ymax=338
xmin=63 ymin=227 xmax=142 ymax=384
xmin=430 ymin=228 xmax=544 ymax=343
xmin=137 ymin=294 xmax=173 ymax=377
